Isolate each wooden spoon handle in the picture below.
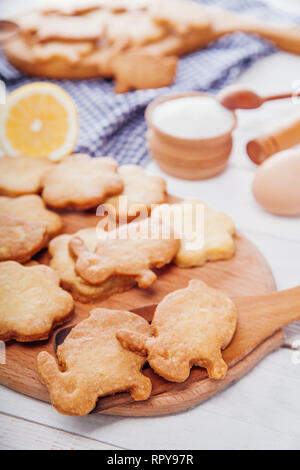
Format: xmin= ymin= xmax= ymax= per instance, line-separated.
xmin=264 ymin=92 xmax=294 ymax=102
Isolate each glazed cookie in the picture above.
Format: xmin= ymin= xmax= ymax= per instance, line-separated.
xmin=105 ymin=165 xmax=166 ymax=220
xmin=49 ymin=228 xmax=136 ymax=303
xmin=0 ymin=195 xmax=62 ymax=242
xmin=118 ymin=280 xmax=237 ymax=381
xmin=0 ymin=214 xmax=46 ymax=263
xmin=41 ymin=154 xmax=124 ymax=210
xmin=0 ymin=261 xmax=73 ymax=342
xmin=0 ymin=156 xmax=52 ymax=197
xmin=69 ymin=218 xmax=180 ymax=288
xmin=152 ymin=200 xmax=235 ymax=267
xmin=37 ymin=308 xmax=152 ymax=416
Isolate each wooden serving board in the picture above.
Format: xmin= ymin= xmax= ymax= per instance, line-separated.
xmin=0 ymin=195 xmax=280 ymax=416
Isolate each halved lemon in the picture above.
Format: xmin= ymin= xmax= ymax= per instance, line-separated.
xmin=0 ymin=82 xmax=78 ymax=161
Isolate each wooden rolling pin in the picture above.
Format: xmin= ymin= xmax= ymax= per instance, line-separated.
xmin=206 ymin=6 xmax=300 ymax=56
xmin=247 ymin=114 xmax=300 ymax=164
xmin=0 ymin=20 xmax=19 ymax=43
xmin=217 ymin=86 xmax=300 ymax=165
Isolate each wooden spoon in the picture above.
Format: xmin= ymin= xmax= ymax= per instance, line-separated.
xmin=0 ymin=20 xmax=19 ymax=43
xmin=218 ymin=85 xmax=299 ymax=110
xmin=55 ymin=285 xmax=300 ymax=413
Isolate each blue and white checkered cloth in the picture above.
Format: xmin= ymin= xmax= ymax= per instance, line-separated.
xmin=0 ymin=0 xmax=299 ymax=166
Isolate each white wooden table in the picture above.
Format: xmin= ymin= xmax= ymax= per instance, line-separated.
xmin=1 ymin=1 xmax=300 ymax=451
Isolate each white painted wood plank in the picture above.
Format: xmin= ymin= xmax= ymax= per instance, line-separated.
xmin=0 ymin=348 xmax=299 ymax=450
xmin=241 ymin=230 xmax=299 ymax=291
xmin=147 ymin=161 xmax=300 ymax=243
xmin=238 ymin=230 xmax=300 ymax=346
xmin=0 ymin=414 xmax=123 ymax=450
xmin=235 ymin=52 xmax=300 ymax=97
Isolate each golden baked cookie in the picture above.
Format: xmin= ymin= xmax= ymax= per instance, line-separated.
xmin=2 ymin=1 xmax=212 ymax=91
xmin=117 ymin=279 xmax=237 ymax=381
xmin=152 ymin=200 xmax=235 ymax=267
xmin=0 ymin=214 xmax=46 ymax=263
xmin=0 ymin=195 xmax=62 ymax=242
xmin=69 ymin=218 xmax=180 ymax=288
xmin=41 ymin=154 xmax=124 ymax=210
xmin=0 ymin=156 xmax=52 ymax=197
xmin=112 ymin=50 xmax=178 ymax=93
xmin=32 ymin=41 xmax=95 ymax=64
xmin=105 ymin=10 xmax=166 ymax=47
xmin=49 ymin=228 xmax=136 ymax=303
xmin=0 ymin=261 xmax=73 ymax=342
xmin=16 ymin=9 xmax=106 ymax=42
xmin=105 ymin=164 xmax=166 ymax=220
xmin=37 ymin=308 xmax=152 ymax=415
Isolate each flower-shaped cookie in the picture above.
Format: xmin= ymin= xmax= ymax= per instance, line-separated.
xmin=0 ymin=214 xmax=46 ymax=263
xmin=105 ymin=164 xmax=166 ymax=220
xmin=152 ymin=200 xmax=235 ymax=267
xmin=0 ymin=262 xmax=73 ymax=342
xmin=41 ymin=154 xmax=124 ymax=210
xmin=0 ymin=156 xmax=52 ymax=197
xmin=0 ymin=195 xmax=62 ymax=242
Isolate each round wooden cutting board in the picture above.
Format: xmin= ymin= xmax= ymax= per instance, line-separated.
xmin=0 ymin=196 xmax=277 ymax=416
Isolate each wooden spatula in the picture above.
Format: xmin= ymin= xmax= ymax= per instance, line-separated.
xmin=55 ymin=286 xmax=300 ymax=414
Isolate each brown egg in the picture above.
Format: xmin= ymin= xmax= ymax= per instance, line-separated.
xmin=252 ymin=148 xmax=300 ymax=216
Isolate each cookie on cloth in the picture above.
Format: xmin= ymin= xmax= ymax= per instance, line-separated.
xmin=152 ymin=200 xmax=235 ymax=268
xmin=16 ymin=9 xmax=106 ymax=42
xmin=105 ymin=165 xmax=166 ymax=220
xmin=117 ymin=279 xmax=237 ymax=381
xmin=0 ymin=156 xmax=52 ymax=197
xmin=105 ymin=10 xmax=166 ymax=47
xmin=69 ymin=217 xmax=180 ymax=289
xmin=41 ymin=154 xmax=124 ymax=210
xmin=37 ymin=308 xmax=152 ymax=415
xmin=0 ymin=195 xmax=62 ymax=242
xmin=0 ymin=214 xmax=46 ymax=263
xmin=0 ymin=261 xmax=73 ymax=342
xmin=112 ymin=50 xmax=177 ymax=93
xmin=49 ymin=228 xmax=136 ymax=303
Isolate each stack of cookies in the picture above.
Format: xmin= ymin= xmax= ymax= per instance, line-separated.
xmin=3 ymin=0 xmax=212 ymax=91
xmin=0 ymin=153 xmax=237 ymax=416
